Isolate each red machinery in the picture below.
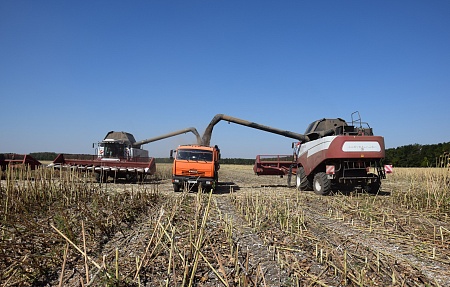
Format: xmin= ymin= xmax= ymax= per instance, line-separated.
xmin=203 ymin=112 xmax=386 ymax=195
xmin=50 ymin=127 xmax=201 ymax=182
xmin=51 ymin=153 xmax=156 ymax=182
xmin=0 ymin=154 xmax=42 ymax=171
xmin=253 ymin=155 xmax=293 ymax=176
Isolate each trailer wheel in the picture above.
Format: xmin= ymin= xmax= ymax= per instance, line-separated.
xmin=313 ymin=172 xmax=331 ymax=195
xmin=173 ymin=183 xmax=181 ymax=192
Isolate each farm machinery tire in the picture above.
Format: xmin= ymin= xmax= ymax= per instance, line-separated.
xmin=365 ymin=173 xmax=381 ymax=194
xmin=313 ymin=172 xmax=331 ymax=195
xmin=173 ymin=183 xmax=181 ymax=192
xmin=95 ymin=171 xmax=108 ymax=183
xmin=296 ymin=167 xmax=312 ymax=191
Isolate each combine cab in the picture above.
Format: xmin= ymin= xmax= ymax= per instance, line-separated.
xmin=50 ymin=128 xmax=201 ymax=182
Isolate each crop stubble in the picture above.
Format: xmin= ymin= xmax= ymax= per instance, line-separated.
xmin=1 ymin=164 xmax=449 ymax=286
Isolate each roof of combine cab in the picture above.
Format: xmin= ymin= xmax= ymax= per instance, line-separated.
xmin=305 ymin=118 xmax=347 ymax=134
xmin=103 ymin=131 xmax=137 ymax=144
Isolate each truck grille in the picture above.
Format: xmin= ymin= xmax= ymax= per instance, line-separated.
xmin=181 ymin=170 xmax=206 ymax=176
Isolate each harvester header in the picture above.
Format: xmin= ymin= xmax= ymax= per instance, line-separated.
xmin=50 ymin=127 xmax=201 ymax=183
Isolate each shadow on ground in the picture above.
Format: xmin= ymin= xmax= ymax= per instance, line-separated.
xmin=214 ymin=181 xmax=240 ymax=194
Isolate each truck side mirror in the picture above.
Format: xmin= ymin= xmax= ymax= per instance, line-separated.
xmin=170 ymin=150 xmax=174 ymax=160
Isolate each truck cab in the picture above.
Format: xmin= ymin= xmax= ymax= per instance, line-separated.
xmin=171 ymin=145 xmax=220 ymax=192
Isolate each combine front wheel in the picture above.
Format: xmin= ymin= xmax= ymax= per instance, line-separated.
xmin=313 ymin=172 xmax=331 ymax=195
xmin=95 ymin=171 xmax=108 ymax=183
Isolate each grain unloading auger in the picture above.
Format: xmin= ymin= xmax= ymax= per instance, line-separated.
xmin=202 ymin=112 xmax=386 ymax=195
xmin=50 ymin=127 xmax=201 ymax=182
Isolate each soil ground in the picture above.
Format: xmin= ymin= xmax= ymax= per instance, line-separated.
xmin=2 ymin=164 xmax=449 ymax=286
xmin=96 ymin=164 xmax=450 ymax=286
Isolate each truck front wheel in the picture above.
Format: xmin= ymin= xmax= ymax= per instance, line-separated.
xmin=296 ymin=167 xmax=312 ymax=191
xmin=313 ymin=172 xmax=331 ymax=195
xmin=173 ymin=183 xmax=181 ymax=192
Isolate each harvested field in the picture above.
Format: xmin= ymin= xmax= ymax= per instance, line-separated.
xmin=1 ymin=164 xmax=449 ymax=286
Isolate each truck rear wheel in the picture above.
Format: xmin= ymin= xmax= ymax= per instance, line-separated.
xmin=313 ymin=172 xmax=331 ymax=195
xmin=296 ymin=167 xmax=312 ymax=191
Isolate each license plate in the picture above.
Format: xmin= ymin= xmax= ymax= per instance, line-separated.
xmin=188 ymin=180 xmax=197 ymax=184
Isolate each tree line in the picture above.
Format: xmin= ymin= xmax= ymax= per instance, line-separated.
xmin=384 ymin=142 xmax=450 ymax=167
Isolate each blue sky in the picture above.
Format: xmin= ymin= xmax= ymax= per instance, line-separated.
xmin=1 ymin=1 xmax=449 ymax=158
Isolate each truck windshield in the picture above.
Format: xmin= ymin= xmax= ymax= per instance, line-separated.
xmin=176 ymin=149 xmax=213 ymax=162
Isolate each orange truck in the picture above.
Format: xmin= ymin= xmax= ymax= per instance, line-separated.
xmin=171 ymin=145 xmax=221 ymax=192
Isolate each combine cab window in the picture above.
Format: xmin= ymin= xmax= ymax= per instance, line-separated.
xmin=101 ymin=143 xmax=125 ymax=158
xmin=177 ymin=149 xmax=213 ymax=162
xmin=304 ymin=121 xmax=318 ymax=134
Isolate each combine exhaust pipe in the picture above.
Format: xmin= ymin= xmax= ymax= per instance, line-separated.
xmin=202 ymin=114 xmax=311 ymax=146
xmin=133 ymin=127 xmax=202 ymax=147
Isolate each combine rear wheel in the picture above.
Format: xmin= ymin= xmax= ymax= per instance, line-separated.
xmin=296 ymin=167 xmax=312 ymax=191
xmin=313 ymin=172 xmax=331 ymax=195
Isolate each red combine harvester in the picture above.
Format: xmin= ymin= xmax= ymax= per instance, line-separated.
xmin=253 ymin=112 xmax=386 ymax=195
xmin=0 ymin=154 xmax=42 ymax=171
xmin=200 ymin=112 xmax=386 ymax=195
xmin=49 ymin=128 xmax=201 ymax=182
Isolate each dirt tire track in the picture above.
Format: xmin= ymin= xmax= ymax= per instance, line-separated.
xmin=214 ymin=194 xmax=292 ymax=286
xmin=300 ymin=199 xmax=450 ymax=286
